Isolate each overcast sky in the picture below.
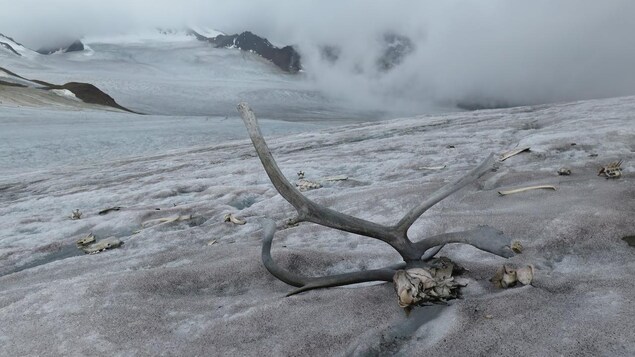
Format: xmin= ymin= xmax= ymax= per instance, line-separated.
xmin=2 ymin=0 xmax=635 ymax=110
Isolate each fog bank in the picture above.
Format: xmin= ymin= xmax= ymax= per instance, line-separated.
xmin=2 ymin=0 xmax=635 ymax=111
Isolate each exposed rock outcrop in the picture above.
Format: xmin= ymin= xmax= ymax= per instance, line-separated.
xmin=377 ymin=33 xmax=414 ymax=71
xmin=0 ymin=66 xmax=137 ymax=113
xmin=190 ymin=29 xmax=301 ymax=73
xmin=37 ymin=40 xmax=85 ymax=55
xmin=0 ymin=33 xmax=26 ymax=56
xmin=0 ymin=42 xmax=21 ymax=56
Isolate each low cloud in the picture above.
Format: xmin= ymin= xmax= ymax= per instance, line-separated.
xmin=3 ymin=0 xmax=635 ymax=112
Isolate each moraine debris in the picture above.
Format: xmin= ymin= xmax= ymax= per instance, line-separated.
xmin=598 ymin=160 xmax=623 ymax=179
xmin=498 ymin=185 xmax=557 ymax=196
xmin=223 ymin=213 xmax=246 ymax=225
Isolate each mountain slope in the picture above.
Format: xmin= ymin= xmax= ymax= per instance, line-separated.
xmin=0 ymin=66 xmax=136 ymax=112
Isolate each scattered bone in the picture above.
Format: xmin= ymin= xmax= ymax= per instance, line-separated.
xmin=295 ymin=179 xmax=322 ymax=192
xmin=484 ymin=314 xmax=494 ymax=319
xmin=98 ymin=206 xmax=122 ymax=215
xmin=557 ymin=168 xmax=571 ymax=176
xmin=418 ymin=165 xmax=446 ymax=170
xmin=500 ymin=147 xmax=530 ymax=161
xmin=501 ymin=268 xmax=517 ymax=288
xmin=142 ymin=214 xmax=192 ymax=228
xmin=223 ymin=213 xmax=246 ymax=225
xmin=491 ymin=264 xmax=534 ymax=288
xmin=598 ymin=160 xmax=622 ymax=179
xmin=296 ymin=171 xmax=347 ymax=187
xmin=207 ymin=239 xmax=217 ymax=246
xmin=238 ymin=102 xmax=514 ymax=298
xmin=70 ymin=209 xmax=82 ymax=220
xmin=76 ymin=233 xmax=96 ymax=247
xmin=320 ymin=175 xmax=349 ymax=182
xmin=516 ymin=265 xmax=535 ymax=285
xmin=498 ymin=185 xmax=557 ymax=196
xmin=393 ymin=258 xmax=465 ymax=308
xmin=81 ymin=237 xmax=123 ymax=254
xmin=511 ymin=241 xmax=524 ymax=254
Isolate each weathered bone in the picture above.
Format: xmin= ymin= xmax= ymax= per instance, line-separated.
xmin=237 ymin=102 xmax=515 ymax=296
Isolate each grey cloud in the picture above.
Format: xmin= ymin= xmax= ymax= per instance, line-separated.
xmin=2 ymin=0 xmax=634 ymax=112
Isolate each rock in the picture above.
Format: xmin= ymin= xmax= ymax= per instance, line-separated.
xmin=37 ymin=40 xmax=85 ymax=55
xmin=377 ymin=33 xmax=414 ymax=71
xmin=190 ymin=29 xmax=301 ymax=73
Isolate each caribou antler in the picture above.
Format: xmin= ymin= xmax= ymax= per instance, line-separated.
xmin=237 ymin=102 xmax=515 ymax=297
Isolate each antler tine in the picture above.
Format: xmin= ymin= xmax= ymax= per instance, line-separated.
xmin=260 ymin=219 xmax=400 ymax=296
xmin=414 ymin=226 xmax=515 ymax=259
xmin=394 ymin=153 xmax=495 ymax=235
xmin=238 ymin=103 xmax=418 ymax=258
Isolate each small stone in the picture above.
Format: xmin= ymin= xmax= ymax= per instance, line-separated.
xmin=557 ymin=168 xmax=571 ymax=176
xmin=622 ymin=235 xmax=635 ymax=247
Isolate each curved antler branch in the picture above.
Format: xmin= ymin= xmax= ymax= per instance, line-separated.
xmin=238 ymin=102 xmax=515 ymax=298
xmin=394 ymin=153 xmax=495 ymax=235
xmin=414 ymin=226 xmax=515 ymax=258
xmin=238 ymin=102 xmax=418 ymax=258
xmin=260 ymin=219 xmax=399 ymax=295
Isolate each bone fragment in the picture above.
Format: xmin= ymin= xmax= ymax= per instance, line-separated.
xmin=82 ymin=237 xmax=123 ymax=254
xmin=320 ymin=175 xmax=349 ymax=182
xmin=223 ymin=213 xmax=246 ymax=225
xmin=76 ymin=233 xmax=96 ymax=247
xmin=500 ymin=147 xmax=530 ymax=161
xmin=418 ymin=165 xmax=446 ymax=170
xmin=142 ymin=214 xmax=192 ymax=228
xmin=498 ymin=185 xmax=556 ymax=196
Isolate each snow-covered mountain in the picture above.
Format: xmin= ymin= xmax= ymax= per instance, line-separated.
xmin=189 ymin=28 xmax=301 ymax=73
xmin=0 ymin=28 xmax=398 ymax=120
xmin=36 ymin=39 xmax=86 ymax=55
xmin=0 ymin=33 xmax=36 ymax=57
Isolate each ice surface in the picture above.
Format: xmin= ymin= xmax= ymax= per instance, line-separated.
xmin=0 ymin=95 xmax=634 ymax=355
